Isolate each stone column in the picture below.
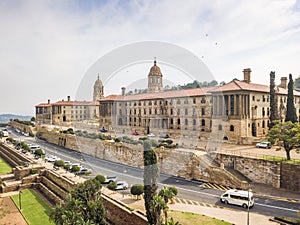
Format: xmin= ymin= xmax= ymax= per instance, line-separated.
xmin=227 ymin=95 xmax=231 ymax=116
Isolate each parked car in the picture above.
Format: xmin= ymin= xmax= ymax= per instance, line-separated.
xmin=159 ymin=134 xmax=170 ymax=138
xmin=147 ymin=133 xmax=155 ymax=137
xmin=115 ymin=181 xmax=129 ymax=190
xmin=76 ymin=168 xmax=91 ymax=175
xmin=132 ymin=131 xmax=139 ymax=136
xmin=256 ymin=142 xmax=272 ymax=149
xmin=103 ymin=176 xmax=117 ymax=184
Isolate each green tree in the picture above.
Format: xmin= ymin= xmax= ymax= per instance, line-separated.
xmin=150 ymin=195 xmax=168 ymax=225
xmin=54 ymin=160 xmax=65 ymax=167
xmin=143 ymin=140 xmax=159 ymax=225
xmin=34 ymin=148 xmax=44 ymax=156
xmin=159 ymin=187 xmax=175 ymax=224
xmin=285 ymin=74 xmax=297 ymax=123
xmin=30 ymin=117 xmax=35 ymax=122
xmin=95 ymin=174 xmax=106 ymax=184
xmin=50 ymin=178 xmax=105 ymax=225
xmin=107 ymin=181 xmax=117 ymax=191
xmin=71 ymin=165 xmax=80 ymax=173
xmin=269 ymin=71 xmax=278 ymax=128
xmin=294 ymin=77 xmax=300 ymax=91
xmin=268 ymin=121 xmax=300 ymax=160
xmin=130 ymin=184 xmax=144 ymax=200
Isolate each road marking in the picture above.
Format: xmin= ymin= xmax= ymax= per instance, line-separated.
xmin=255 ymin=203 xmax=299 ymax=212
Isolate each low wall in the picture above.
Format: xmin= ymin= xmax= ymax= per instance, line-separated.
xmin=281 ymin=163 xmax=300 ymax=191
xmin=9 ymin=121 xmax=36 ymax=136
xmin=20 ymin=124 xmax=300 ymax=191
xmin=216 ymin=154 xmax=282 ymax=189
xmin=41 ymin=170 xmax=75 ymax=192
xmin=102 ymin=194 xmax=147 ymax=225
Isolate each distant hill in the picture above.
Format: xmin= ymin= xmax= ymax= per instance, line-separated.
xmin=0 ymin=114 xmax=32 ymax=124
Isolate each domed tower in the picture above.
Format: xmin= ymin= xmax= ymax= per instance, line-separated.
xmin=93 ymin=75 xmax=104 ymax=101
xmin=148 ymin=57 xmax=163 ymax=93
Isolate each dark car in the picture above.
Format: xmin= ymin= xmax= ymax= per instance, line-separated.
xmin=159 ymin=134 xmax=170 ymax=138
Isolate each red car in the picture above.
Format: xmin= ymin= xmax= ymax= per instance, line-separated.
xmin=132 ymin=131 xmax=139 ymax=135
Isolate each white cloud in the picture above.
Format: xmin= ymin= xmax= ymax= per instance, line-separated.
xmin=0 ymin=0 xmax=299 ymax=114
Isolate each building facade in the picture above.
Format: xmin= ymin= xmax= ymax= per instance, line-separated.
xmin=99 ymin=61 xmax=300 ymax=143
xmin=36 ymin=60 xmax=300 ymax=143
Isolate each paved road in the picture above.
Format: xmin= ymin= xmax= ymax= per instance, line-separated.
xmin=8 ymin=129 xmax=300 ymax=219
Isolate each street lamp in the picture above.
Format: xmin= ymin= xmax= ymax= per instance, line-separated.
xmin=247 ymin=184 xmax=251 ymax=225
xmin=19 ymin=189 xmax=22 ymax=210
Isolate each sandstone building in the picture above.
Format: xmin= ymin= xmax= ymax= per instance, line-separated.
xmin=35 ymin=60 xmax=300 ymax=143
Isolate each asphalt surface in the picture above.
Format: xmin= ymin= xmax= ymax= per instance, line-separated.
xmin=8 ymin=128 xmax=300 ymax=219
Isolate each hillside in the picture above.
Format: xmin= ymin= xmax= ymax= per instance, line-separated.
xmin=0 ymin=114 xmax=32 ymax=124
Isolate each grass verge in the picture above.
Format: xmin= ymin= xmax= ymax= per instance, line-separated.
xmin=11 ymin=189 xmax=54 ymax=225
xmin=0 ymin=157 xmax=12 ymax=174
xmin=128 ymin=203 xmax=231 ymax=225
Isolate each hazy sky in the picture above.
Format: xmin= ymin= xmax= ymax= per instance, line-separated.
xmin=0 ymin=0 xmax=300 ymax=115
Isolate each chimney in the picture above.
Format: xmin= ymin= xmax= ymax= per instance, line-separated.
xmin=243 ymin=68 xmax=251 ymax=83
xmin=279 ymin=77 xmax=287 ymax=89
xmin=48 ymin=99 xmax=50 ymax=104
xmin=121 ymin=87 xmax=126 ymax=96
xmin=67 ymin=96 xmax=71 ymax=101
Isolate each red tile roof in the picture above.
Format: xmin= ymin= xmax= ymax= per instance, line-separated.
xmin=100 ymin=87 xmax=215 ymax=102
xmin=209 ymin=79 xmax=300 ymax=96
xmin=36 ymin=101 xmax=99 ymax=107
xmin=35 ymin=103 xmax=51 ymax=107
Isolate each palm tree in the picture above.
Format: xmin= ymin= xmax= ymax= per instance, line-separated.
xmin=159 ymin=187 xmax=175 ymax=223
xmin=150 ymin=195 xmax=168 ymax=225
xmin=165 ymin=217 xmax=182 ymax=225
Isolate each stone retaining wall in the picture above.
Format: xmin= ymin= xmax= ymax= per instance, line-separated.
xmin=102 ymin=194 xmax=147 ymax=225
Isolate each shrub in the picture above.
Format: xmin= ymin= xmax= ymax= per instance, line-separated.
xmin=107 ymin=182 xmax=117 ymax=191
xmin=114 ymin=138 xmax=120 ymax=142
xmin=34 ymin=149 xmax=44 ymax=156
xmin=165 ymin=139 xmax=173 ymax=145
xmin=64 ymin=164 xmax=71 ymax=170
xmin=71 ymin=165 xmax=80 ymax=173
xmin=130 ymin=184 xmax=144 ymax=199
xmin=95 ymin=174 xmax=106 ymax=184
xmin=169 ymin=186 xmax=178 ymax=196
xmin=31 ymin=169 xmax=38 ymax=174
xmin=54 ymin=160 xmax=65 ymax=167
xmin=139 ymin=137 xmax=148 ymax=141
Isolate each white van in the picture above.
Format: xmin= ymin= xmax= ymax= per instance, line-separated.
xmin=220 ymin=189 xmax=254 ymax=208
xmin=2 ymin=131 xmax=9 ymax=137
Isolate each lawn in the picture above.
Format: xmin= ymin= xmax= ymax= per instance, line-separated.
xmin=0 ymin=157 xmax=12 ymax=174
xmin=128 ymin=203 xmax=231 ymax=225
xmin=169 ymin=210 xmax=232 ymax=225
xmin=11 ymin=189 xmax=54 ymax=225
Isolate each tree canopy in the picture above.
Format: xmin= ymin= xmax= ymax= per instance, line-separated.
xmin=268 ymin=121 xmax=300 ymax=160
xmin=50 ymin=178 xmax=106 ymax=225
xmin=269 ymin=71 xmax=278 ymax=128
xmin=285 ymin=74 xmax=297 ymax=123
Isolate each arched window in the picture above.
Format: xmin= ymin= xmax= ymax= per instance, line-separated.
xmin=218 ymin=124 xmax=222 ymax=130
xmin=118 ymin=118 xmax=122 ymax=125
xmin=177 ymin=118 xmax=181 ymax=125
xmin=262 ymin=120 xmax=265 ymax=128
xmin=230 ymin=125 xmax=234 ymax=131
xmin=201 ymin=119 xmax=205 ymax=126
xmin=185 ymin=119 xmax=188 ymax=125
